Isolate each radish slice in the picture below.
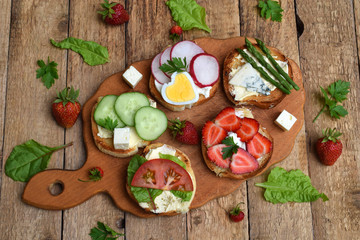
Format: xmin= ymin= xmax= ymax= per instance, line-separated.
xmin=189 ymin=53 xmax=220 ymax=88
xmin=170 ymin=40 xmax=204 ymax=67
xmin=151 ymin=53 xmax=170 ymax=85
xmin=159 ymin=46 xmax=172 ymax=77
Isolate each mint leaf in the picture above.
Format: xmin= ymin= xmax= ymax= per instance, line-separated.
xmin=255 ymin=167 xmax=329 ymax=204
xmin=5 ymin=140 xmax=73 ymax=182
xmin=258 ymin=0 xmax=283 ymax=22
xmin=221 ymin=137 xmax=239 ymax=159
xmin=159 ymin=153 xmax=186 ymax=169
xmin=166 ymin=0 xmax=211 ymax=32
xmin=51 ymin=37 xmax=109 ymax=66
xmin=89 ymin=221 xmax=124 ymax=240
xmin=36 ymin=57 xmax=59 ymax=89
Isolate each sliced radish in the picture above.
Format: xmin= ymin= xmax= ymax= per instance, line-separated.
xmin=170 ymin=40 xmax=204 ymax=67
xmin=159 ymin=46 xmax=172 ymax=77
xmin=151 ymin=53 xmax=170 ymax=85
xmin=189 ymin=53 xmax=220 ymax=87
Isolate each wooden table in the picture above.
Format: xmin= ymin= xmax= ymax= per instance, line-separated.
xmin=0 ymin=0 xmax=359 ymax=239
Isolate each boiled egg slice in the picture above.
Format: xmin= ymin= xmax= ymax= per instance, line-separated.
xmin=161 ymin=71 xmax=199 ymax=105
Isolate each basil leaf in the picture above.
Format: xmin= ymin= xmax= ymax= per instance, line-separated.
xmin=50 ymin=37 xmax=109 ymax=66
xmin=255 ymin=167 xmax=329 ymax=204
xmin=131 ymin=186 xmax=163 ymax=203
xmin=159 ymin=153 xmax=186 ymax=169
xmin=5 ymin=140 xmax=72 ymax=182
xmin=166 ymin=0 xmax=211 ymax=33
xmin=170 ymin=190 xmax=193 ymax=202
xmin=127 ymin=155 xmax=147 ymax=185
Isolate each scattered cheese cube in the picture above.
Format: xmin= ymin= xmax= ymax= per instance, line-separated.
xmin=122 ymin=66 xmax=143 ymax=88
xmin=113 ymin=127 xmax=130 ymax=149
xmin=275 ymin=110 xmax=297 ymax=131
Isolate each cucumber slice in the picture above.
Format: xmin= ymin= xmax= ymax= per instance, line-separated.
xmin=115 ymin=92 xmax=150 ymax=127
xmin=135 ymin=106 xmax=168 ymax=141
xmin=94 ymin=95 xmax=125 ymax=129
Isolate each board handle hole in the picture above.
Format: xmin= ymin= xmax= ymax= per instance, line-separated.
xmin=49 ymin=181 xmax=64 ymax=196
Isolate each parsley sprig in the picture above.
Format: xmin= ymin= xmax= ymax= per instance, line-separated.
xmin=159 ymin=57 xmax=188 ymax=74
xmin=221 ymin=137 xmax=239 ymax=159
xmin=313 ymin=80 xmax=350 ymax=122
xmin=90 ymin=221 xmax=124 ymax=240
xmin=36 ymin=57 xmax=59 ymax=89
xmin=258 ymin=0 xmax=283 ymax=22
xmin=97 ymin=116 xmax=119 ymax=131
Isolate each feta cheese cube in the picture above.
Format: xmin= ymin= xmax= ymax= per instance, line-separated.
xmin=122 ymin=66 xmax=143 ymax=88
xmin=275 ymin=110 xmax=297 ymax=131
xmin=113 ymin=127 xmax=130 ymax=149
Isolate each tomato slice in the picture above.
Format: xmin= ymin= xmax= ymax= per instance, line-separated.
xmin=131 ymin=159 xmax=194 ymax=191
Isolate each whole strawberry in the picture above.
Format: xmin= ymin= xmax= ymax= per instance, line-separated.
xmin=169 ymin=119 xmax=199 ymax=145
xmin=52 ymin=86 xmax=81 ymax=128
xmin=78 ymin=167 xmax=104 ymax=182
xmin=98 ymin=0 xmax=129 ymax=25
xmin=316 ymin=128 xmax=343 ymax=166
xmin=170 ymin=25 xmax=183 ymax=41
xmin=229 ymin=202 xmax=245 ymax=222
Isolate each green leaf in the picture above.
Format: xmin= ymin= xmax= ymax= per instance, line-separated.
xmin=36 ymin=57 xmax=59 ymax=89
xmin=131 ymin=186 xmax=163 ymax=203
xmin=159 ymin=57 xmax=188 ymax=74
xmin=166 ymin=0 xmax=211 ymax=32
xmin=170 ymin=190 xmax=193 ymax=201
xmin=5 ymin=140 xmax=72 ymax=182
xmin=97 ymin=117 xmax=119 ymax=131
xmin=221 ymin=137 xmax=239 ymax=159
xmin=257 ymin=0 xmax=283 ymax=22
xmin=159 ymin=153 xmax=186 ymax=169
xmin=329 ymin=105 xmax=348 ymax=119
xmin=255 ymin=167 xmax=329 ymax=204
xmin=127 ymin=155 xmax=147 ymax=185
xmin=50 ymin=37 xmax=109 ymax=66
xmin=327 ymin=80 xmax=350 ymax=103
xmin=89 ymin=221 xmax=124 ymax=240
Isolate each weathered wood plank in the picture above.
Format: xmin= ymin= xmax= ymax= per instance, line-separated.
xmin=61 ymin=0 xmax=127 ymax=239
xmin=0 ymin=0 xmax=69 ymax=239
xmin=184 ymin=1 xmax=250 ymax=239
xmin=297 ymin=0 xmax=360 ymax=239
xmin=240 ymin=0 xmax=314 ymax=239
xmin=123 ymin=1 xmax=187 ymax=239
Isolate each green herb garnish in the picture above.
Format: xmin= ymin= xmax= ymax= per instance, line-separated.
xmin=159 ymin=57 xmax=188 ymax=74
xmin=258 ymin=0 xmax=283 ymax=22
xmin=313 ymin=80 xmax=350 ymax=122
xmin=221 ymin=137 xmax=239 ymax=159
xmin=255 ymin=167 xmax=329 ymax=204
xmin=36 ymin=57 xmax=59 ymax=89
xmin=89 ymin=221 xmax=124 ymax=240
xmin=97 ymin=116 xmax=119 ymax=131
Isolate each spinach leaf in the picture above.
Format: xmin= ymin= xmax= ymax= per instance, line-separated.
xmin=170 ymin=190 xmax=193 ymax=201
xmin=166 ymin=0 xmax=211 ymax=33
xmin=50 ymin=37 xmax=109 ymax=66
xmin=5 ymin=140 xmax=73 ymax=182
xmin=127 ymin=155 xmax=147 ymax=185
xmin=159 ymin=153 xmax=186 ymax=169
xmin=255 ymin=167 xmax=329 ymax=204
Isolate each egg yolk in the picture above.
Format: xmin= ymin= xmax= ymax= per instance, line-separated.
xmin=165 ymin=73 xmax=196 ymax=102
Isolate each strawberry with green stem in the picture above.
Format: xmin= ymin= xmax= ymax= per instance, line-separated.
xmin=316 ymin=128 xmax=343 ymax=166
xmin=169 ymin=119 xmax=199 ymax=145
xmin=229 ymin=202 xmax=245 ymax=222
xmin=98 ymin=0 xmax=129 ymax=25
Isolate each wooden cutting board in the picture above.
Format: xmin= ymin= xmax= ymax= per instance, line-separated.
xmin=22 ymin=37 xmax=305 ymax=218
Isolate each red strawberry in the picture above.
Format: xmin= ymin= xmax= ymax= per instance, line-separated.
xmin=52 ymin=86 xmax=81 ymax=128
xmin=215 ymin=107 xmax=241 ymax=132
xmin=98 ymin=0 xmax=129 ymax=25
xmin=230 ymin=148 xmax=259 ymax=174
xmin=169 ymin=119 xmax=199 ymax=145
xmin=207 ymin=144 xmax=231 ymax=168
xmin=316 ymin=128 xmax=343 ymax=166
xmin=246 ymin=133 xmax=272 ymax=159
xmin=202 ymin=121 xmax=227 ymax=147
xmin=229 ymin=202 xmax=245 ymax=222
xmin=78 ymin=167 xmax=104 ymax=182
xmin=236 ymin=118 xmax=259 ymax=142
xmin=170 ymin=25 xmax=183 ymax=41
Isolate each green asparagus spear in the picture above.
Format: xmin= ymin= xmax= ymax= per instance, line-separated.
xmin=256 ymin=38 xmax=300 ymax=90
xmin=245 ymin=38 xmax=293 ymax=91
xmin=236 ymin=48 xmax=291 ymax=94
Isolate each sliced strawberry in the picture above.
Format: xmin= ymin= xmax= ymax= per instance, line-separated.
xmin=214 ymin=107 xmax=241 ymax=132
xmin=230 ymin=148 xmax=259 ymax=174
xmin=246 ymin=133 xmax=272 ymax=159
xmin=236 ymin=118 xmax=259 ymax=142
xmin=202 ymin=121 xmax=227 ymax=147
xmin=207 ymin=144 xmax=231 ymax=168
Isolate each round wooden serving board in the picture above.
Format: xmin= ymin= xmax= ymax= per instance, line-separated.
xmin=22 ymin=37 xmax=305 ymax=218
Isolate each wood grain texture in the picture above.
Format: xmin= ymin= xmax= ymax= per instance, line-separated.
xmin=297 ymin=0 xmax=360 ymax=239
xmin=240 ymin=0 xmax=314 ymax=239
xmin=0 ymin=0 xmax=68 ymax=239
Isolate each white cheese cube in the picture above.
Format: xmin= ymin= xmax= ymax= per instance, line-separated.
xmin=275 ymin=110 xmax=297 ymax=131
xmin=113 ymin=127 xmax=130 ymax=149
xmin=122 ymin=66 xmax=143 ymax=88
